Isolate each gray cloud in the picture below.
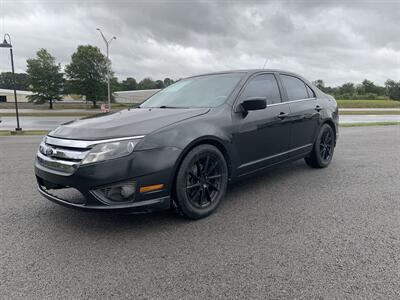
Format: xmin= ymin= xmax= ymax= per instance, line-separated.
xmin=1 ymin=0 xmax=400 ymax=86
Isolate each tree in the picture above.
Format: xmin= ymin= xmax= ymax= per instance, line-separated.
xmin=355 ymin=83 xmax=365 ymax=95
xmin=155 ymin=80 xmax=164 ymax=89
xmin=339 ymin=82 xmax=355 ymax=95
xmin=361 ymin=79 xmax=377 ymax=94
xmin=313 ymin=79 xmax=331 ymax=93
xmin=385 ymin=79 xmax=400 ymax=101
xmin=163 ymin=77 xmax=174 ymax=87
xmin=110 ymin=77 xmax=122 ymax=93
xmin=121 ymin=77 xmax=137 ymax=91
xmin=0 ymin=72 xmax=30 ymax=90
xmin=26 ymin=49 xmax=64 ymax=109
xmin=138 ymin=77 xmax=157 ymax=90
xmin=65 ymin=45 xmax=108 ymax=107
xmin=313 ymin=79 xmax=324 ymax=89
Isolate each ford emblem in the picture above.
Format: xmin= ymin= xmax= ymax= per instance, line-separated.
xmin=45 ymin=148 xmax=54 ymax=156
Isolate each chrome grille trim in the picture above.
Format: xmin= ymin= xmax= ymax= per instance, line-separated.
xmin=37 ymin=135 xmax=145 ymax=173
xmin=45 ymin=135 xmax=145 ymax=149
xmin=39 ymin=143 xmax=89 ymax=160
xmin=37 ymin=151 xmax=79 ymax=173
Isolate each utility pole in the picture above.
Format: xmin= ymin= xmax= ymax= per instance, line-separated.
xmin=0 ymin=33 xmax=22 ymax=131
xmin=96 ymin=28 xmax=116 ymax=111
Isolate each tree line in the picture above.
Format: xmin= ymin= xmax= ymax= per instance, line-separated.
xmin=0 ymin=45 xmax=175 ymax=108
xmin=313 ymin=79 xmax=400 ymax=101
xmin=1 ymin=46 xmax=400 ymax=109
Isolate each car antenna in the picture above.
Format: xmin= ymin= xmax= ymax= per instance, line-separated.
xmin=262 ymin=58 xmax=268 ymax=69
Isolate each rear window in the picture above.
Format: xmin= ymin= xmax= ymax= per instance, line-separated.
xmin=281 ymin=75 xmax=309 ymax=101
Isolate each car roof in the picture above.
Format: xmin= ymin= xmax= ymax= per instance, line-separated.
xmin=183 ymin=69 xmax=320 ymax=95
xmin=186 ymin=69 xmax=305 ymax=79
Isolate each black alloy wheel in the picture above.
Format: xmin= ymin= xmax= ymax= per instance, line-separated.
xmin=305 ymin=123 xmax=335 ymax=168
xmin=319 ymin=127 xmax=334 ymax=163
xmin=174 ymin=144 xmax=228 ymax=219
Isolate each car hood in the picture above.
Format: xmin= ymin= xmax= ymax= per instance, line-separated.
xmin=49 ymin=107 xmax=210 ymax=140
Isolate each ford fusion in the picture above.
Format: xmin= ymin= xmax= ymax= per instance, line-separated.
xmin=35 ymin=70 xmax=338 ymax=219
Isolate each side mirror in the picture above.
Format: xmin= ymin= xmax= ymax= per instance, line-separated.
xmin=240 ymin=97 xmax=267 ymax=112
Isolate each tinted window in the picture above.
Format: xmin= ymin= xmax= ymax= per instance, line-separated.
xmin=306 ymin=85 xmax=315 ymax=98
xmin=240 ymin=74 xmax=281 ymax=105
xmin=281 ymin=75 xmax=309 ymax=101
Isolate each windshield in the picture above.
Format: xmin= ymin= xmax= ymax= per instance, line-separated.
xmin=140 ymin=73 xmax=244 ymax=108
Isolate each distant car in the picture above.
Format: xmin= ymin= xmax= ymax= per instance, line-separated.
xmin=35 ymin=70 xmax=338 ymax=219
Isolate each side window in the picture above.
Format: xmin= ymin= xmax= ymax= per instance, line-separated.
xmin=239 ymin=74 xmax=281 ymax=105
xmin=281 ymin=75 xmax=309 ymax=101
xmin=306 ymin=85 xmax=315 ymax=98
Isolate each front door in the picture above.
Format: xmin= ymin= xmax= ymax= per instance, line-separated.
xmin=231 ymin=73 xmax=292 ymax=175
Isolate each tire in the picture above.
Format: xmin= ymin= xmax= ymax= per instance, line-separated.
xmin=173 ymin=144 xmax=228 ymax=219
xmin=305 ymin=123 xmax=335 ymax=168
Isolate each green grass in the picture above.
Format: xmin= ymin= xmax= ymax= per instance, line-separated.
xmin=337 ymin=100 xmax=400 ymax=108
xmin=340 ymin=110 xmax=400 ymax=115
xmin=0 ymin=130 xmax=49 ymax=136
xmin=340 ymin=122 xmax=400 ymax=127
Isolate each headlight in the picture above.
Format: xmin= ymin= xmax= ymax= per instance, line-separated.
xmin=81 ymin=139 xmax=141 ymax=165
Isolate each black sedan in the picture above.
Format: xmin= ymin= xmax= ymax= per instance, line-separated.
xmin=35 ymin=69 xmax=338 ymax=219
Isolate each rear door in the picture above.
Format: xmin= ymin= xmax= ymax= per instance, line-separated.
xmin=231 ymin=73 xmax=292 ymax=175
xmin=279 ymin=74 xmax=320 ymax=155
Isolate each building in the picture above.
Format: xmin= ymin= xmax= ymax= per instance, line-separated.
xmin=113 ymin=89 xmax=160 ymax=104
xmin=0 ymin=89 xmax=85 ymax=103
xmin=0 ymin=88 xmax=32 ymax=103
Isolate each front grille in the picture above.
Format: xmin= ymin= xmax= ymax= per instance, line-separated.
xmin=37 ymin=136 xmax=91 ymax=174
xmin=36 ymin=135 xmax=144 ymax=174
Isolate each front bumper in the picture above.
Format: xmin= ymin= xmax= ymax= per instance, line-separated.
xmin=37 ymin=183 xmax=170 ymax=213
xmin=35 ymin=146 xmax=182 ymax=213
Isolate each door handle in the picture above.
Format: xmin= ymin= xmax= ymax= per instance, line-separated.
xmin=315 ymin=105 xmax=322 ymax=112
xmin=277 ymin=112 xmax=289 ymax=119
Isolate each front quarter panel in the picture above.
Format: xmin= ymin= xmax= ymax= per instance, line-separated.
xmin=137 ymin=104 xmax=239 ymax=181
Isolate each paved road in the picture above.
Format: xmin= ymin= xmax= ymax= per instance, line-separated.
xmin=1 ymin=115 xmax=400 ymax=131
xmin=1 ymin=126 xmax=400 ymax=298
xmin=341 ymin=114 xmax=400 ymax=123
xmin=1 ymin=108 xmax=399 ymax=113
xmin=0 ymin=109 xmax=93 ymax=113
xmin=0 ymin=116 xmax=78 ymax=130
xmin=340 ymin=108 xmax=400 ymax=111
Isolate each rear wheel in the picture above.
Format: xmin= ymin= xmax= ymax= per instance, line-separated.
xmin=305 ymin=123 xmax=335 ymax=168
xmin=173 ymin=144 xmax=228 ymax=219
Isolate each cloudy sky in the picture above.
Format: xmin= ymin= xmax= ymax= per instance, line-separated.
xmin=1 ymin=0 xmax=399 ymax=86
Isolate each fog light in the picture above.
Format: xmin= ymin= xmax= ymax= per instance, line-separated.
xmin=92 ymin=181 xmax=136 ymax=204
xmin=121 ymin=185 xmax=135 ymax=198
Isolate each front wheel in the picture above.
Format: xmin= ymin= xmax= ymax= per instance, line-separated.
xmin=173 ymin=144 xmax=228 ymax=219
xmin=305 ymin=123 xmax=335 ymax=168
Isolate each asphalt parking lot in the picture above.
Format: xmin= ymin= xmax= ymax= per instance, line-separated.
xmin=1 ymin=126 xmax=400 ymax=299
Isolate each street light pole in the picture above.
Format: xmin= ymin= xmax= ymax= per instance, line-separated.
xmin=96 ymin=28 xmax=116 ymax=111
xmin=0 ymin=33 xmax=22 ymax=131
